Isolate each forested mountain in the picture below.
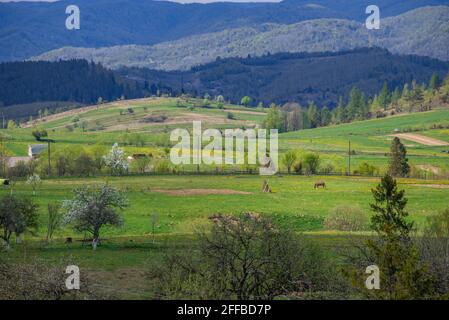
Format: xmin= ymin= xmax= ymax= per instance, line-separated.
xmin=34 ymin=6 xmax=449 ymax=71
xmin=1 ymin=48 xmax=448 ymax=118
xmin=0 ymin=60 xmax=145 ymax=108
xmin=1 ymin=0 xmax=448 ymax=62
xmin=119 ymin=48 xmax=449 ymax=107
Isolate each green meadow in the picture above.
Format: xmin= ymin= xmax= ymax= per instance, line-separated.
xmin=2 ymin=98 xmax=449 ymax=298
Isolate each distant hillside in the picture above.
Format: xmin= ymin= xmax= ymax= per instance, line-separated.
xmin=33 ymin=6 xmax=449 ymax=71
xmin=1 ymin=0 xmax=448 ymax=61
xmin=0 ymin=60 xmax=146 ymax=110
xmin=119 ymin=48 xmax=449 ymax=107
xmin=2 ymin=48 xmax=448 ymax=118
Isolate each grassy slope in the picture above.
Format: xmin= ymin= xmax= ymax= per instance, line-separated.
xmin=2 ymin=100 xmax=449 ymax=299
xmin=280 ymin=109 xmax=449 ymax=171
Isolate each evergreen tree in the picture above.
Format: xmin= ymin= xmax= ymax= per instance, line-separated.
xmin=378 ymin=81 xmax=391 ymax=111
xmin=347 ymin=87 xmax=367 ymax=120
xmin=370 ymin=94 xmax=380 ymax=112
xmin=362 ymin=175 xmax=434 ymax=299
xmin=428 ymin=73 xmax=440 ymax=92
xmin=391 ymin=87 xmax=401 ymax=105
xmin=388 ymin=137 xmax=410 ymax=177
xmin=307 ymin=102 xmax=319 ymax=128
xmin=332 ymin=96 xmax=346 ymax=123
xmin=411 ymin=80 xmax=424 ymax=107
xmin=320 ymin=106 xmax=332 ymax=127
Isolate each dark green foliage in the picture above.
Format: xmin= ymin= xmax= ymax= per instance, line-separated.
xmin=347 ymin=175 xmax=435 ymax=299
xmin=121 ymin=48 xmax=449 ymax=108
xmin=0 ymin=194 xmax=39 ymax=248
xmin=388 ymin=137 xmax=410 ymax=177
xmin=32 ymin=129 xmax=48 ymax=141
xmin=0 ymin=60 xmax=147 ymax=108
xmin=370 ymin=175 xmax=412 ymax=236
xmin=378 ymin=82 xmax=391 ymax=111
xmin=429 ymin=73 xmax=440 ymax=91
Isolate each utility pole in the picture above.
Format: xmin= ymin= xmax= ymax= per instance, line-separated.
xmin=348 ymin=140 xmax=351 ymax=176
xmin=47 ymin=140 xmax=51 ymax=175
xmin=43 ymin=138 xmax=55 ymax=176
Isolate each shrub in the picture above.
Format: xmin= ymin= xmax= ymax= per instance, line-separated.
xmin=8 ymin=161 xmax=30 ymax=178
xmin=226 ymin=112 xmax=235 ymax=120
xmin=356 ymin=162 xmax=379 ymax=176
xmin=154 ymin=159 xmax=171 ymax=173
xmin=302 ymin=153 xmax=320 ymax=175
xmin=323 ymin=205 xmax=368 ymax=232
xmin=154 ymin=213 xmax=342 ymax=299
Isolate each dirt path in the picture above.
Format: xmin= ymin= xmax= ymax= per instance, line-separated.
xmin=152 ymin=188 xmax=252 ymax=196
xmin=391 ymin=133 xmax=449 ymax=146
xmin=222 ymin=109 xmax=266 ymax=116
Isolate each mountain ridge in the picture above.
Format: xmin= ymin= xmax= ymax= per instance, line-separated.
xmin=1 ymin=0 xmax=449 ymax=61
xmin=32 ymin=6 xmax=449 ymax=71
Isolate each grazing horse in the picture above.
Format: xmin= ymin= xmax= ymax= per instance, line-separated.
xmin=314 ymin=181 xmax=326 ymax=189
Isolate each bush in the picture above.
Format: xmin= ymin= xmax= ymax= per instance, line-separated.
xmin=154 ymin=159 xmax=171 ymax=173
xmin=356 ymin=162 xmax=379 ymax=176
xmin=153 ymin=213 xmax=344 ymax=299
xmin=8 ymin=161 xmax=30 ymax=178
xmin=0 ymin=258 xmax=97 ymax=300
xmin=323 ymin=205 xmax=368 ymax=232
xmin=303 ymin=153 xmax=320 ymax=175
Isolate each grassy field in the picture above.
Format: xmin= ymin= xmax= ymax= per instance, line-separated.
xmin=2 ymin=174 xmax=449 ymax=238
xmin=2 ymin=98 xmax=449 ymax=237
xmin=2 ymin=99 xmax=449 ymax=298
xmin=4 ymin=98 xmax=449 ymax=174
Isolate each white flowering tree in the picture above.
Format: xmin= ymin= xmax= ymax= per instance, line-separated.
xmin=26 ymin=174 xmax=42 ymax=196
xmin=63 ymin=185 xmax=128 ymax=250
xmin=103 ymin=143 xmax=128 ymax=175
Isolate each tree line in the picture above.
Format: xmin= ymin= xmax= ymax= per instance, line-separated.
xmin=0 ymin=60 xmax=148 ymax=109
xmin=264 ymin=72 xmax=449 ymax=132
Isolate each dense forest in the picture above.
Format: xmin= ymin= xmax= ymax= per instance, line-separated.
xmin=121 ymin=48 xmax=449 ymax=107
xmin=0 ymin=60 xmax=146 ymax=109
xmin=1 ymin=48 xmax=449 ymax=120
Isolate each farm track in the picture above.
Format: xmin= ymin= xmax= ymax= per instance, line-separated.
xmin=392 ymin=133 xmax=449 ymax=146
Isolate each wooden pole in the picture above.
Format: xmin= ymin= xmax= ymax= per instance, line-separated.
xmin=47 ymin=140 xmax=51 ymax=175
xmin=348 ymin=140 xmax=351 ymax=176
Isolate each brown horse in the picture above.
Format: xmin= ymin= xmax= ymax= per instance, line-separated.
xmin=314 ymin=181 xmax=326 ymax=189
